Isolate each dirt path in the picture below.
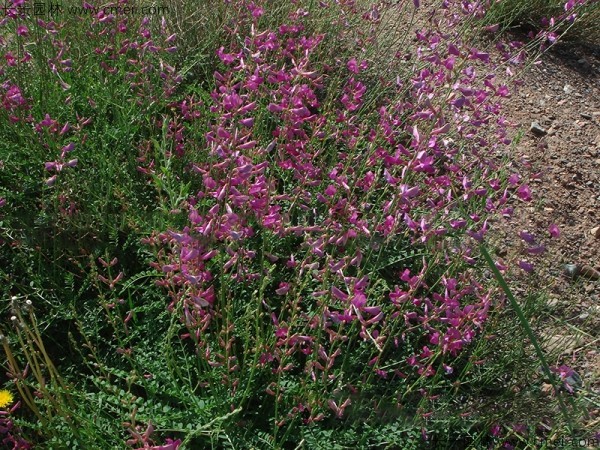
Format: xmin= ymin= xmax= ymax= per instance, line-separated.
xmin=496 ymin=38 xmax=600 ymax=431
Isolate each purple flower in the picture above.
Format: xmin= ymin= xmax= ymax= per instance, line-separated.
xmin=40 ymin=114 xmax=55 ymax=127
xmin=526 ymin=245 xmax=545 ymax=255
xmin=347 ymin=58 xmax=359 ymax=73
xmin=508 ymin=173 xmax=520 ymax=185
xmin=61 ymin=142 xmax=75 ymax=154
xmin=217 ymin=47 xmax=237 ymax=64
xmin=275 ymin=283 xmax=290 ymax=295
xmin=331 ymin=286 xmax=348 ymax=302
xmin=548 ymin=223 xmax=560 ymax=238
xmin=516 ymin=184 xmax=532 ymax=201
xmin=490 ymin=424 xmax=502 ymax=437
xmin=518 ymin=230 xmax=536 ymax=244
xmin=518 ymin=260 xmax=534 ymax=273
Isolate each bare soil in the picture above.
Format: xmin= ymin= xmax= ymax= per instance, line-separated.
xmin=494 ymin=37 xmax=600 ymax=432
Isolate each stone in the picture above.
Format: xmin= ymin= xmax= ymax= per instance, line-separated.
xmin=546 ymin=297 xmax=560 ymax=309
xmin=563 ymin=264 xmax=580 ymax=279
xmin=541 ymin=383 xmax=554 ymax=396
xmin=564 ymin=264 xmax=600 ymax=281
xmin=541 ymin=332 xmax=583 ymax=354
xmin=585 ymin=283 xmax=596 ymax=294
xmin=591 ymin=226 xmax=600 ymax=239
xmin=581 ymin=112 xmax=593 ymax=120
xmin=579 ymin=265 xmax=600 ymax=281
xmin=530 ymin=121 xmax=547 ymax=137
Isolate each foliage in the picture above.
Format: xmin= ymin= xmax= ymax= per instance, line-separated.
xmin=0 ymin=0 xmax=596 ymax=448
xmin=484 ymin=0 xmax=600 ymax=43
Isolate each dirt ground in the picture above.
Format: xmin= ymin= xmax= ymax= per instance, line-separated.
xmin=493 ymin=37 xmax=600 ymax=433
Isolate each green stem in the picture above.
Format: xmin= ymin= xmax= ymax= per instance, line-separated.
xmin=479 ymin=244 xmax=574 ymax=432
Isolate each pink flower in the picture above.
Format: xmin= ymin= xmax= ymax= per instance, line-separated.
xmin=490 ymin=424 xmax=502 ymax=437
xmin=61 ymin=142 xmax=75 ymax=154
xmin=275 ymin=283 xmax=290 ymax=295
xmin=548 ymin=223 xmax=560 ymax=238
xmin=526 ymin=244 xmax=546 ymax=255
xmin=346 ymin=58 xmax=367 ymax=74
xmin=518 ymin=260 xmax=534 ymax=273
xmin=134 ymin=438 xmax=181 ymax=450
xmin=518 ymin=230 xmax=536 ymax=244
xmin=516 ymin=184 xmax=532 ymax=201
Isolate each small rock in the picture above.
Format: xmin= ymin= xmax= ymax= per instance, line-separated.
xmin=585 ymin=283 xmax=595 ymax=294
xmin=541 ymin=333 xmax=583 ymax=354
xmin=581 ymin=112 xmax=593 ymax=120
xmin=591 ymin=226 xmax=600 ymax=239
xmin=541 ymin=383 xmax=554 ymax=396
xmin=564 ymin=263 xmax=580 ymax=279
xmin=564 ymin=84 xmax=574 ymax=94
xmin=564 ymin=369 xmax=583 ymax=392
xmin=530 ymin=121 xmax=547 ymax=137
xmin=546 ymin=298 xmax=560 ymax=309
xmin=579 ymin=265 xmax=600 ymax=280
xmin=564 ymin=264 xmax=600 ymax=281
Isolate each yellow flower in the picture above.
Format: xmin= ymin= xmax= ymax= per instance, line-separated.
xmin=0 ymin=390 xmax=14 ymax=408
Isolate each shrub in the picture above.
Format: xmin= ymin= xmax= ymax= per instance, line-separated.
xmin=0 ymin=0 xmax=592 ymax=448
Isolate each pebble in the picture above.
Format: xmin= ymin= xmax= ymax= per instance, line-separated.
xmin=585 ymin=283 xmax=597 ymax=294
xmin=546 ymin=298 xmax=560 ymax=309
xmin=579 ymin=266 xmax=600 ymax=281
xmin=591 ymin=226 xmax=600 ymax=239
xmin=541 ymin=333 xmax=583 ymax=354
xmin=581 ymin=112 xmax=593 ymax=120
xmin=530 ymin=121 xmax=547 ymax=137
xmin=564 ymin=263 xmax=580 ymax=279
xmin=564 ymin=84 xmax=574 ymax=94
xmin=564 ymin=264 xmax=600 ymax=280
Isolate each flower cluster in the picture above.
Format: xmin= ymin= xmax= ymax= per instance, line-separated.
xmin=143 ymin=0 xmax=558 ymax=424
xmin=0 ymin=397 xmax=31 ymax=450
